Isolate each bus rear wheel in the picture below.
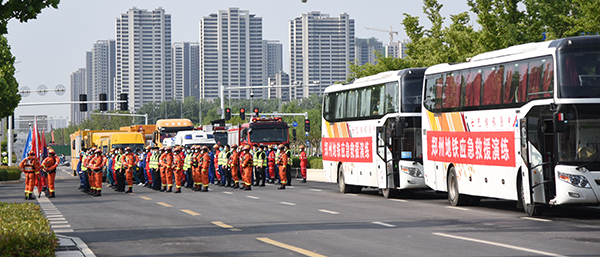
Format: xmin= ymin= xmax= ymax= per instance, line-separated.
xmin=338 ymin=165 xmax=353 ymax=194
xmin=447 ymin=167 xmax=469 ymax=206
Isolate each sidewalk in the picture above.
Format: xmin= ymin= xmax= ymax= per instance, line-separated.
xmin=306 ymin=168 xmax=330 ymax=183
xmin=55 ymin=234 xmax=95 ymax=257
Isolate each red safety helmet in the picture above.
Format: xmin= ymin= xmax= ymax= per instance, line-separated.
xmin=28 ymin=150 xmax=35 ymax=156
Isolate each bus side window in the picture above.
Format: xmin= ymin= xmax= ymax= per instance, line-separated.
xmin=482 ymin=65 xmax=504 ymax=106
xmin=443 ymin=72 xmax=461 ymax=109
xmin=463 ymin=69 xmax=482 ymax=108
xmin=528 ymin=59 xmax=544 ymax=100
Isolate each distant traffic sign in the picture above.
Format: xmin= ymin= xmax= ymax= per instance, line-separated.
xmin=292 ymin=121 xmax=298 ymax=127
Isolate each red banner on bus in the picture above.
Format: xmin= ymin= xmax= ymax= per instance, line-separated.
xmin=322 ymin=137 xmax=372 ymax=163
xmin=427 ymin=131 xmax=515 ymax=167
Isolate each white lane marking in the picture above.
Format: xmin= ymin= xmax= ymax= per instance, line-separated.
xmin=223 ymin=192 xmax=233 ymax=195
xmin=521 ymin=217 xmax=552 ymax=222
xmin=50 ymin=220 xmax=68 ymax=224
xmin=345 ymin=193 xmax=358 ymax=196
xmin=280 ymin=202 xmax=296 ymax=206
xmin=309 ymin=189 xmax=322 ymax=192
xmin=373 ymin=221 xmax=397 ymax=228
xmin=51 ymin=224 xmax=72 ymax=228
xmin=287 ymin=186 xmax=295 ymax=189
xmin=389 ymin=199 xmax=407 ymax=202
xmin=319 ymin=209 xmax=339 ymax=215
xmin=46 ymin=215 xmax=64 ymax=218
xmin=54 ymin=229 xmax=74 ymax=233
xmin=445 ymin=206 xmax=469 ymax=211
xmin=247 ymin=196 xmax=260 ymax=199
xmin=433 ymin=232 xmax=567 ymax=257
xmin=48 ymin=217 xmax=66 ymax=221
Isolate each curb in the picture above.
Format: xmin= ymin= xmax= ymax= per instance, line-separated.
xmin=56 ymin=234 xmax=96 ymax=257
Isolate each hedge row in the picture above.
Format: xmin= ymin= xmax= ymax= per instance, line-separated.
xmin=0 ymin=202 xmax=57 ymax=257
xmin=0 ymin=166 xmax=21 ymax=181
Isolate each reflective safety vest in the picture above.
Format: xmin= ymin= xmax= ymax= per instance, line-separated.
xmin=81 ymin=155 xmax=88 ymax=171
xmin=218 ymin=151 xmax=226 ymax=166
xmin=114 ymin=154 xmax=123 ymax=170
xmin=183 ymin=153 xmax=192 ymax=170
xmin=255 ymin=151 xmax=265 ymax=167
xmin=149 ymin=153 xmax=159 ymax=169
xmin=286 ymin=149 xmax=292 ymax=165
xmin=252 ymin=150 xmax=258 ymax=167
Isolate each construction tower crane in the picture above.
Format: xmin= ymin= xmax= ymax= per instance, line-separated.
xmin=364 ymin=26 xmax=398 ymax=43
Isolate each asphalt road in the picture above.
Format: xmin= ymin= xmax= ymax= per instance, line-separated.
xmin=6 ymin=166 xmax=600 ymax=257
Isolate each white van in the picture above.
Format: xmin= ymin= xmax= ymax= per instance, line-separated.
xmin=171 ymin=130 xmax=216 ymax=148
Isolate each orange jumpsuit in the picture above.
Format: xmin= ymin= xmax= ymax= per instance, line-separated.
xmin=84 ymin=154 xmax=94 ymax=191
xmin=278 ymin=151 xmax=288 ymax=185
xmin=300 ymin=150 xmax=308 ymax=179
xmin=229 ymin=151 xmax=240 ymax=184
xmin=90 ymin=155 xmax=106 ymax=191
xmin=20 ymin=156 xmax=40 ymax=197
xmin=192 ymin=152 xmax=201 ymax=187
xmin=242 ymin=152 xmax=253 ymax=187
xmin=173 ymin=153 xmax=184 ymax=189
xmin=123 ymin=153 xmax=136 ymax=189
xmin=164 ymin=153 xmax=174 ymax=188
xmin=41 ymin=155 xmax=60 ymax=193
xmin=159 ymin=152 xmax=167 ymax=188
xmin=201 ymin=152 xmax=210 ymax=187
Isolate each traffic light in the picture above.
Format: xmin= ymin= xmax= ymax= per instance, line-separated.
xmin=79 ymin=94 xmax=87 ymax=112
xmin=292 ymin=128 xmax=297 ymax=141
xmin=99 ymin=93 xmax=107 ymax=111
xmin=225 ymin=108 xmax=231 ymax=120
xmin=119 ymin=93 xmax=128 ymax=111
xmin=253 ymin=108 xmax=259 ymax=117
xmin=304 ymin=119 xmax=310 ymax=132
xmin=240 ymin=108 xmax=246 ymax=120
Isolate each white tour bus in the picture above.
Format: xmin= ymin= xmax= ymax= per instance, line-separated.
xmin=322 ymin=68 xmax=429 ymax=198
xmin=422 ymin=35 xmax=600 ymax=216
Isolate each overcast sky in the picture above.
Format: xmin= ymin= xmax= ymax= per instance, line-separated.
xmin=7 ymin=0 xmax=470 ymax=122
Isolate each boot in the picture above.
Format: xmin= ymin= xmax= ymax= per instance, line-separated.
xmin=201 ymin=186 xmax=208 ymax=192
xmin=233 ymin=183 xmax=239 ymax=189
xmin=277 ymin=184 xmax=286 ymax=190
xmin=166 ymin=187 xmax=172 ymax=192
xmin=301 ymin=178 xmax=307 ymax=183
xmin=174 ymin=188 xmax=181 ymax=193
xmin=193 ymin=185 xmax=199 ymax=191
xmin=94 ymin=190 xmax=101 ymax=197
xmin=49 ymin=192 xmax=56 ymax=198
xmin=160 ymin=186 xmax=166 ymax=192
xmin=259 ymin=182 xmax=265 ymax=187
xmin=125 ymin=188 xmax=133 ymax=193
xmin=28 ymin=194 xmax=36 ymax=200
xmin=244 ymin=185 xmax=252 ymax=191
xmin=239 ymin=185 xmax=246 ymax=190
xmin=24 ymin=193 xmax=28 ymax=200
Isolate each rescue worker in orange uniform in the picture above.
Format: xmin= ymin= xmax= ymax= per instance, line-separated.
xmin=277 ymin=144 xmax=288 ymax=190
xmin=163 ymin=147 xmax=174 ymax=192
xmin=158 ymin=147 xmax=168 ymax=192
xmin=89 ymin=149 xmax=107 ymax=197
xmin=41 ymin=150 xmax=60 ymax=198
xmin=191 ymin=146 xmax=201 ymax=191
xmin=267 ymin=145 xmax=276 ymax=183
xmin=123 ymin=147 xmax=136 ymax=193
xmin=213 ymin=144 xmax=221 ymax=184
xmin=241 ymin=145 xmax=253 ymax=191
xmin=229 ymin=144 xmax=240 ymax=188
xmin=20 ymin=150 xmax=41 ymax=200
xmin=172 ymin=147 xmax=184 ymax=193
xmin=200 ymin=146 xmax=211 ymax=192
xmin=299 ymin=145 xmax=308 ymax=183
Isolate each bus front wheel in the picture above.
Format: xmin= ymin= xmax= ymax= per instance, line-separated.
xmin=447 ymin=167 xmax=469 ymax=206
xmin=519 ymin=175 xmax=544 ymax=216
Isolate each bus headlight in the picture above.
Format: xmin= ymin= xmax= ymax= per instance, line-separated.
xmin=557 ymin=171 xmax=591 ymax=188
xmin=401 ymin=166 xmax=423 ymax=178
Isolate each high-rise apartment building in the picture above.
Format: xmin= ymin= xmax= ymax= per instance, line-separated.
xmin=199 ymin=7 xmax=264 ymax=100
xmin=267 ymin=71 xmax=290 ymax=101
xmin=70 ymin=68 xmax=86 ymax=125
xmin=90 ymin=40 xmax=116 ymax=111
xmin=264 ymin=40 xmax=283 ymax=77
xmin=115 ymin=7 xmax=172 ymax=111
xmin=289 ymin=11 xmax=355 ymax=99
xmin=173 ymin=42 xmax=200 ymax=101
xmin=355 ymin=37 xmax=383 ymax=66
xmin=385 ymin=39 xmax=410 ymax=59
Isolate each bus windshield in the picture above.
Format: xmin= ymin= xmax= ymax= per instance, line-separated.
xmin=400 ymin=118 xmax=422 ymax=160
xmin=559 ymin=49 xmax=600 ymax=98
xmin=213 ymin=132 xmax=228 ymax=146
xmin=249 ymin=128 xmax=288 ymax=143
xmin=402 ymin=76 xmax=424 ymax=113
xmin=557 ymin=106 xmax=600 ymax=165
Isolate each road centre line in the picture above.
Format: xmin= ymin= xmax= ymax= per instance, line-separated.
xmin=157 ymin=202 xmax=173 ymax=207
xmin=319 ymin=209 xmax=339 ymax=215
xmin=280 ymin=202 xmax=296 ymax=206
xmin=212 ymin=221 xmax=234 ymax=229
xmin=180 ymin=209 xmax=201 ymax=216
xmin=388 ymin=199 xmax=407 ymax=202
xmin=521 ymin=217 xmax=552 ymax=222
xmin=445 ymin=206 xmax=470 ymax=211
xmin=247 ymin=196 xmax=260 ymax=199
xmin=372 ymin=221 xmax=397 ymax=228
xmin=139 ymin=196 xmax=152 ymax=200
xmin=223 ymin=192 xmax=233 ymax=195
xmin=257 ymin=237 xmax=327 ymax=257
xmin=433 ymin=232 xmax=567 ymax=257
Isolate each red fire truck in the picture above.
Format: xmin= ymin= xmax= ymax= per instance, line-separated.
xmin=227 ymin=117 xmax=289 ymax=147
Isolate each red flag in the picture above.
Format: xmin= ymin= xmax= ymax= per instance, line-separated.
xmin=32 ymin=116 xmax=38 ymax=159
xmin=40 ymin=129 xmax=47 ymax=160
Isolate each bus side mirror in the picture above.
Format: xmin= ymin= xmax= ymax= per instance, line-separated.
xmin=554 ymin=113 xmax=565 ymax=133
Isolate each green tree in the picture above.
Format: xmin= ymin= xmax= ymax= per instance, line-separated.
xmin=346 ymin=51 xmax=413 ymax=83
xmin=0 ymin=36 xmax=19 ymax=119
xmin=0 ymin=0 xmax=59 ymax=34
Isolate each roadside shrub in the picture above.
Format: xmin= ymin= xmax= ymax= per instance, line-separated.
xmin=308 ymin=156 xmax=323 ymax=169
xmin=0 ymin=166 xmax=21 ymax=181
xmin=0 ymin=202 xmax=57 ymax=257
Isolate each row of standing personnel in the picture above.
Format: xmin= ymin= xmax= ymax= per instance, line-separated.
xmin=76 ymin=143 xmax=308 ymax=196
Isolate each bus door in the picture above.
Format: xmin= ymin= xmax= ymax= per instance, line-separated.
xmin=521 ymin=114 xmax=551 ymax=210
xmin=376 ymin=118 xmax=401 ymax=190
